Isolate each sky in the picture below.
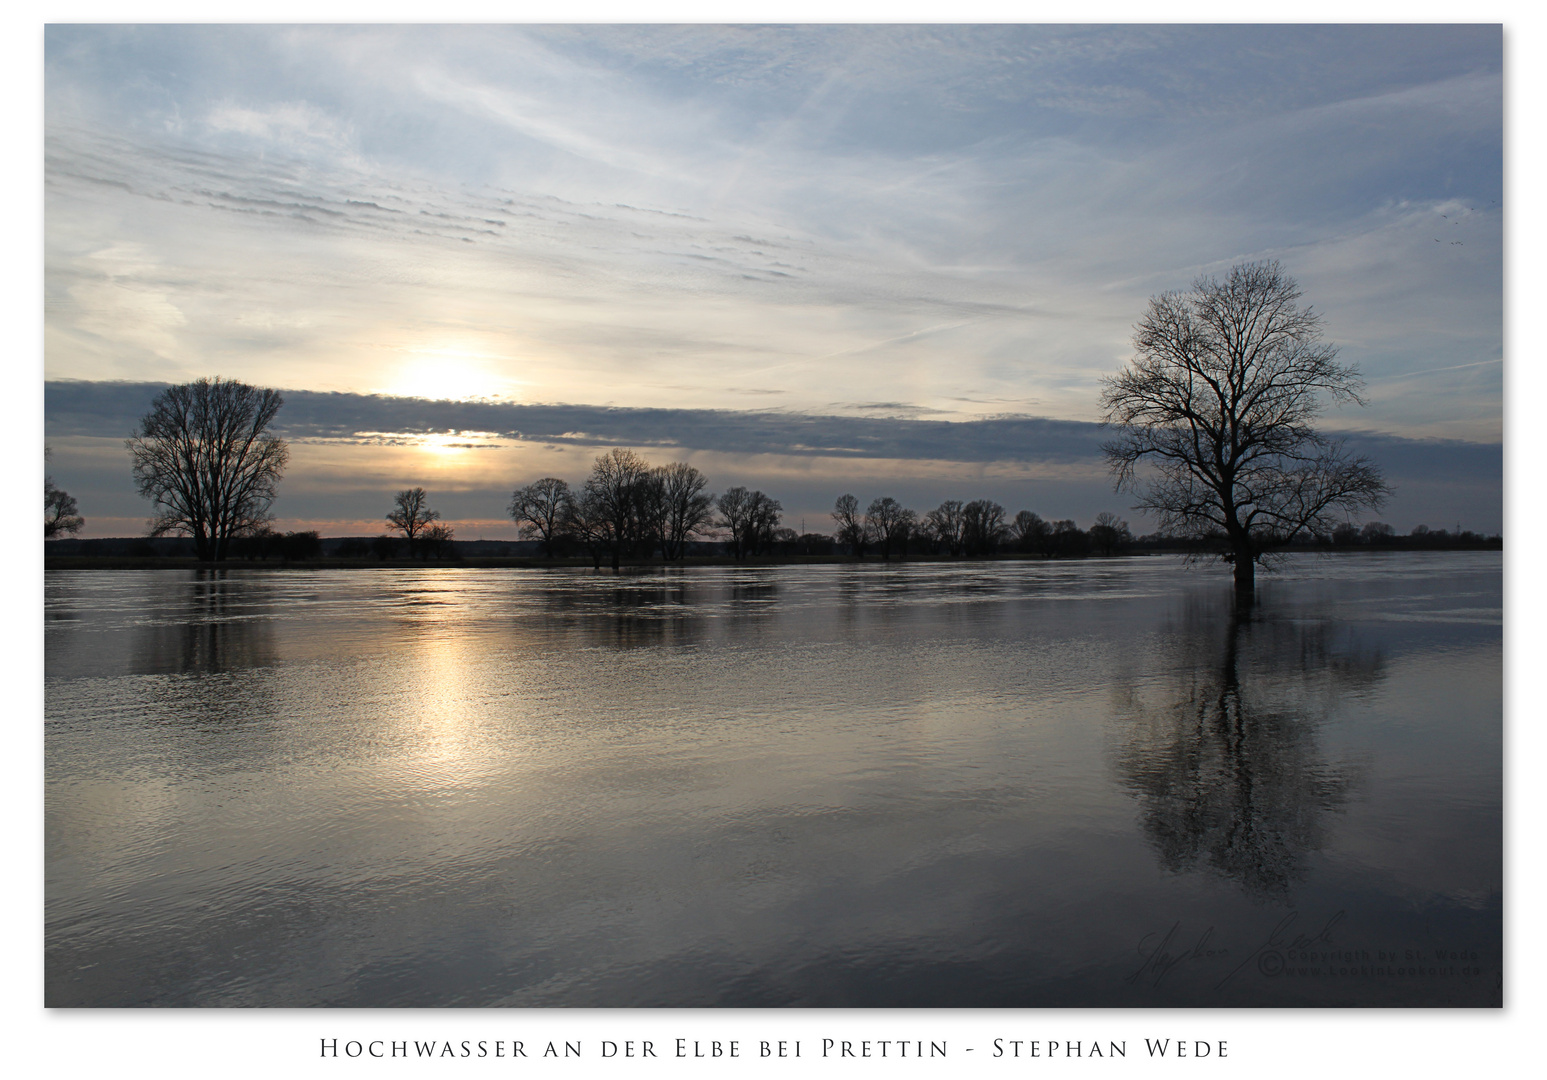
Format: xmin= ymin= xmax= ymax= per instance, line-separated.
xmin=42 ymin=23 xmax=1505 ymax=538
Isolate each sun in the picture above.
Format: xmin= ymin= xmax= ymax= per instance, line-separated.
xmin=380 ymin=342 xmax=519 ymax=402
xmin=419 ymin=432 xmax=498 ymax=457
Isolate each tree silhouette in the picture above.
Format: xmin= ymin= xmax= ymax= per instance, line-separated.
xmin=715 ymin=486 xmax=781 ymax=559
xmin=1089 ymin=511 xmax=1133 ymax=556
xmin=657 ymin=462 xmax=715 ymax=560
xmin=1012 ymin=510 xmax=1050 ymax=555
xmin=1101 ymin=262 xmax=1388 ymax=594
xmin=925 ymin=500 xmax=965 ymax=555
xmin=745 ymin=490 xmax=783 ymax=556
xmin=509 ymin=477 xmax=574 ymax=557
xmin=961 ymin=499 xmax=1007 ymax=556
xmin=420 ymin=521 xmax=456 ymax=560
xmin=44 ymin=448 xmax=84 ymax=537
xmin=126 ymin=377 xmax=289 ymax=561
xmin=865 ymin=497 xmax=913 ymax=560
xmin=386 ymin=487 xmax=441 ymax=558
xmin=584 ymin=448 xmax=653 ymax=569
xmin=832 ymin=494 xmax=866 ymax=556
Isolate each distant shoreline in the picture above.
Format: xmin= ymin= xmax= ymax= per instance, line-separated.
xmin=43 ymin=546 xmax=1501 ymax=572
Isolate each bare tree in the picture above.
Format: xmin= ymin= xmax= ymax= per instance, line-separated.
xmin=715 ymin=487 xmax=754 ymax=559
xmin=1360 ymin=521 xmax=1395 ymax=546
xmin=421 ymin=522 xmax=456 ymax=560
xmin=961 ymin=499 xmax=1007 ymax=556
xmin=634 ymin=468 xmax=668 ymax=559
xmin=925 ymin=500 xmax=965 ymax=556
xmin=509 ymin=477 xmax=574 ymax=557
xmin=897 ymin=507 xmax=919 ymax=557
xmin=126 ymin=377 xmax=289 ymax=561
xmin=584 ymin=448 xmax=652 ymax=569
xmin=865 ymin=497 xmax=912 ymax=561
xmin=1089 ymin=511 xmax=1134 ymax=557
xmin=832 ymin=493 xmax=866 ymax=556
xmin=44 ymin=449 xmax=84 ymax=537
xmin=1012 ymin=510 xmax=1050 ymax=555
xmin=564 ymin=488 xmax=611 ymax=569
xmin=1051 ymin=519 xmax=1089 ymax=558
xmin=386 ymin=487 xmax=441 ymax=558
xmin=745 ymin=490 xmax=783 ymax=556
xmin=658 ymin=462 xmax=715 ymax=560
xmin=713 ymin=487 xmax=783 ymax=559
xmin=1101 ymin=261 xmax=1388 ymax=594
xmin=45 ymin=481 xmax=84 ymax=538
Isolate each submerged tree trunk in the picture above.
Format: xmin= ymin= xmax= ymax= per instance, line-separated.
xmin=1233 ymin=543 xmax=1256 ymax=596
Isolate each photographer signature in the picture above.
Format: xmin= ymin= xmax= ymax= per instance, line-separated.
xmin=1217 ymin=909 xmax=1345 ymax=989
xmin=1126 ymin=910 xmax=1346 ymax=990
xmin=1126 ymin=921 xmax=1225 ymax=987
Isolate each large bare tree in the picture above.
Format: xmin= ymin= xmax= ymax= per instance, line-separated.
xmin=657 ymin=462 xmax=714 ymax=560
xmin=865 ymin=497 xmax=914 ymax=560
xmin=1101 ymin=261 xmax=1388 ymax=593
xmin=509 ymin=477 xmax=574 ymax=557
xmin=715 ymin=486 xmax=781 ymax=560
xmin=925 ymin=500 xmax=965 ymax=555
xmin=715 ymin=487 xmax=754 ymax=560
xmin=584 ymin=448 xmax=653 ymax=569
xmin=127 ymin=377 xmax=289 ymax=561
xmin=960 ymin=499 xmax=1007 ymax=556
xmin=1011 ymin=510 xmax=1050 ymax=555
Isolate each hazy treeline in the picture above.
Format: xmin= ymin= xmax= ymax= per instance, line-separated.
xmin=510 ymin=448 xmax=782 ymax=569
xmin=827 ymin=493 xmax=1134 ymax=560
xmin=1325 ymin=521 xmax=1500 ymax=549
xmin=1120 ymin=521 xmax=1501 ymax=556
xmin=502 ymin=448 xmax=1138 ymax=566
xmin=45 ymin=438 xmax=1501 ymax=565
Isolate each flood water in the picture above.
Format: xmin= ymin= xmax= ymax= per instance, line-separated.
xmin=44 ymin=553 xmax=1502 ymax=1007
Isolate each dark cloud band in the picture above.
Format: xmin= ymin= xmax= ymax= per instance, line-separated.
xmin=46 ymin=379 xmax=1501 ymax=486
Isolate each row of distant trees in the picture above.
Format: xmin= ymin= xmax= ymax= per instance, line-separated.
xmin=509 ymin=448 xmax=782 ymax=569
xmin=1327 ymin=521 xmax=1497 ymax=548
xmin=827 ymin=494 xmax=1134 ymax=560
xmin=499 ymin=447 xmax=1138 ymax=566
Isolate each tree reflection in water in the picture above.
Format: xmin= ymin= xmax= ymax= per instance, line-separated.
xmin=132 ymin=568 xmax=278 ymax=674
xmin=1116 ymin=595 xmax=1380 ymax=899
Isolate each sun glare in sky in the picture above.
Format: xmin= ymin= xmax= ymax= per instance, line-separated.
xmin=379 ymin=341 xmax=522 ymax=403
xmin=420 ymin=432 xmax=501 ymax=457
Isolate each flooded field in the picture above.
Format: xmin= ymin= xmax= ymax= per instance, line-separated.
xmin=45 ymin=553 xmax=1501 ymax=1006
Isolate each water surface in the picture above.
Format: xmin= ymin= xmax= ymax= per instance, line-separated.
xmin=45 ymin=553 xmax=1502 ymax=1006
